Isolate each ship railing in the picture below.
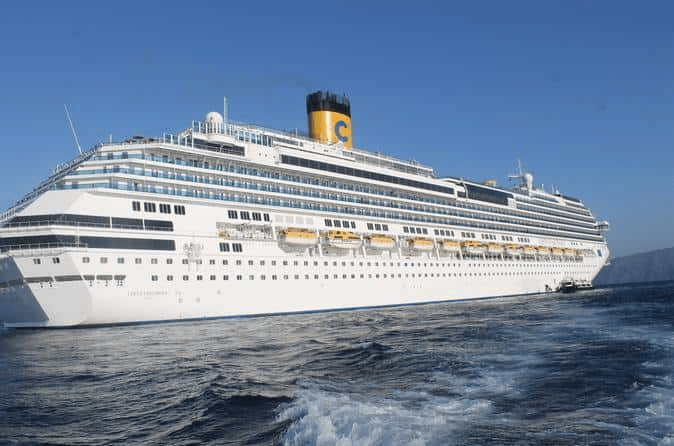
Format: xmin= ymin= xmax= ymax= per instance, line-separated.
xmin=187 ymin=119 xmax=435 ymax=175
xmin=0 ymin=147 xmax=99 ymax=225
xmin=1 ymin=242 xmax=89 ymax=256
xmin=99 ymin=120 xmax=434 ymax=178
xmin=0 ymin=220 xmax=108 ymax=230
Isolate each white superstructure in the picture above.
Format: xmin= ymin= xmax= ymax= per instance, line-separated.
xmin=0 ymin=93 xmax=610 ymax=327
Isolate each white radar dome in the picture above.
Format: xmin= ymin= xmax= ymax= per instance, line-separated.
xmin=205 ymin=112 xmax=224 ymax=125
xmin=524 ymin=173 xmax=534 ymax=190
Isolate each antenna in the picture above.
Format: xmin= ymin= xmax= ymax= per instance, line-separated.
xmin=507 ymin=158 xmax=525 ymax=182
xmin=64 ymin=104 xmax=82 ymax=154
xmin=223 ymin=96 xmax=228 ymax=126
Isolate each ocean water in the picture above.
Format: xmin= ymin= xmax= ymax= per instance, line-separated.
xmin=1 ymin=282 xmax=673 ymax=445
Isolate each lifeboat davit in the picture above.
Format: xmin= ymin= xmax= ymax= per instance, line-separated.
xmin=365 ymin=234 xmax=396 ymax=250
xmin=504 ymin=244 xmax=523 ymax=256
xmin=487 ymin=243 xmax=503 ymax=254
xmin=439 ymin=239 xmax=461 ymax=252
xmin=323 ymin=230 xmax=362 ymax=249
xmin=407 ymin=237 xmax=434 ymax=251
xmin=461 ymin=241 xmax=486 ymax=255
xmin=278 ymin=228 xmax=318 ymax=246
xmin=522 ymin=245 xmax=537 ymax=255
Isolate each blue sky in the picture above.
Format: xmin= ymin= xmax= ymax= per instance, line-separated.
xmin=0 ymin=0 xmax=671 ymax=257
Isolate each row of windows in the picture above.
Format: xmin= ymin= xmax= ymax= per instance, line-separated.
xmin=280 ymin=154 xmax=455 ymax=195
xmin=227 ymin=210 xmax=270 ymax=222
xmin=72 ymin=255 xmax=589 ymax=268
xmin=435 ymin=229 xmax=455 ymax=237
xmin=192 ymin=138 xmax=249 ymax=154
xmin=132 ymin=201 xmax=186 ymax=216
xmin=84 ymin=153 xmax=598 ymax=237
xmin=464 ymin=184 xmax=512 ymax=206
xmin=60 ymin=175 xmax=614 ymax=243
xmin=17 ymin=275 xmax=126 ymax=285
xmin=32 ymin=258 xmax=60 ymax=265
xmin=325 ymin=219 xmax=357 ymax=229
xmin=115 ymin=151 xmax=450 ymax=205
xmin=525 ymin=197 xmax=593 ymax=219
xmin=83 ymin=256 xmax=175 ymax=265
xmin=0 ymin=235 xmax=176 ymax=252
xmin=149 ymin=269 xmax=587 ymax=282
xmin=517 ymin=202 xmax=594 ymax=224
xmin=94 ymin=149 xmax=595 ymax=230
xmin=218 ymin=242 xmax=243 ymax=253
xmin=403 ymin=226 xmax=427 ymax=235
xmin=77 ymin=152 xmax=602 ymax=241
xmin=367 ymin=222 xmax=389 ymax=231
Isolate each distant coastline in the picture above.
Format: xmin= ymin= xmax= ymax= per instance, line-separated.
xmin=595 ymin=247 xmax=674 ymax=286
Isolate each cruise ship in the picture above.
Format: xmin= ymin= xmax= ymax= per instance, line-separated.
xmin=0 ymin=92 xmax=610 ymax=327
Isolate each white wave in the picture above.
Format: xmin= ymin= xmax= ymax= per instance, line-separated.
xmin=350 ymin=341 xmax=374 ymax=350
xmin=628 ymin=372 xmax=674 ymax=445
xmin=658 ymin=436 xmax=674 ymax=446
xmin=278 ymin=386 xmax=491 ymax=446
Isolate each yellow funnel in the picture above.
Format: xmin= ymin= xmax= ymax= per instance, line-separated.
xmin=306 ymin=91 xmax=352 ymax=149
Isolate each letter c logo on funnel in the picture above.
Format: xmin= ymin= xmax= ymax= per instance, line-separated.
xmin=335 ymin=120 xmax=349 ymax=143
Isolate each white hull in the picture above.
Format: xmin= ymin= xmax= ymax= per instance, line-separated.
xmin=0 ymin=236 xmax=607 ymax=327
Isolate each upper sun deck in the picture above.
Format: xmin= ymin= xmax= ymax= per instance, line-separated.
xmin=185 ymin=119 xmax=436 ymax=178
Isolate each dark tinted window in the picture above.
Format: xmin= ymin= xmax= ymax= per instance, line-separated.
xmin=280 ymin=155 xmax=454 ymax=195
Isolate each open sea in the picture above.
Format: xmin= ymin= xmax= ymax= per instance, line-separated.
xmin=1 ymin=281 xmax=673 ymax=445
